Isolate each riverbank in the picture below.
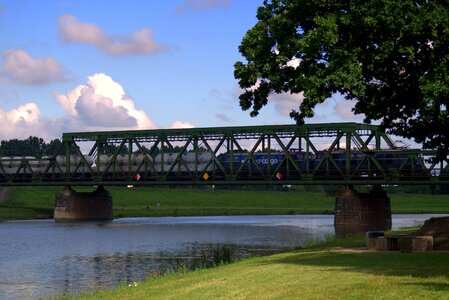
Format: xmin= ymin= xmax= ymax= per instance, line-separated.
xmin=68 ymin=228 xmax=449 ymax=299
xmin=0 ymin=186 xmax=448 ymax=220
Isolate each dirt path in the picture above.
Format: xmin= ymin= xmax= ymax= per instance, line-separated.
xmin=0 ymin=187 xmax=10 ymax=203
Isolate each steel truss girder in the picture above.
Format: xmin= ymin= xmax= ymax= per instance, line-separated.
xmin=0 ymin=122 xmax=448 ymax=186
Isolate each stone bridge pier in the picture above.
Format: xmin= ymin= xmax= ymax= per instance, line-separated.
xmin=334 ymin=185 xmax=392 ymax=238
xmin=54 ymin=186 xmax=113 ymax=221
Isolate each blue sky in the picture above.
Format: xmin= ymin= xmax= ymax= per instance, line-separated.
xmin=0 ymin=0 xmax=361 ymax=141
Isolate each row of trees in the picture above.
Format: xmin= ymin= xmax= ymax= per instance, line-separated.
xmin=0 ymin=137 xmax=62 ymax=158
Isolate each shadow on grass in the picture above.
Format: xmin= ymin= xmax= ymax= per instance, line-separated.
xmin=0 ymin=206 xmax=53 ymax=219
xmin=268 ymin=250 xmax=449 ymax=286
xmin=402 ymin=281 xmax=449 ymax=292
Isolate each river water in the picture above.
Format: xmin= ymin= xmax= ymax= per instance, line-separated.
xmin=0 ymin=214 xmax=445 ymax=299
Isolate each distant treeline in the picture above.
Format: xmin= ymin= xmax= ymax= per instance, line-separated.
xmin=0 ymin=136 xmax=62 ymax=158
xmin=0 ymin=137 xmax=208 ymax=158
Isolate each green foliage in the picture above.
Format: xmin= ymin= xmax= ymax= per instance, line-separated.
xmin=303 ymin=233 xmax=335 ymax=248
xmin=235 ymin=0 xmax=449 ymax=161
xmin=151 ymin=244 xmax=237 ymax=278
xmin=0 ymin=136 xmax=61 ymax=158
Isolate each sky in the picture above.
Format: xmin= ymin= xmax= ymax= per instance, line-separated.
xmin=0 ymin=0 xmax=363 ymax=141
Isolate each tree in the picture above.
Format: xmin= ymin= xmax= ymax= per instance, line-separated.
xmin=43 ymin=139 xmax=62 ymax=157
xmin=234 ymin=0 xmax=449 ymax=162
xmin=0 ymin=137 xmax=62 ymax=158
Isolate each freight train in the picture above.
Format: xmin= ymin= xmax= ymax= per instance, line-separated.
xmin=0 ymin=149 xmax=435 ymax=181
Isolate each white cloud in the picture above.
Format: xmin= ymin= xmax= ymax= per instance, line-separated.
xmin=52 ymin=84 xmax=84 ymax=117
xmin=268 ymin=92 xmax=304 ymax=117
xmin=54 ymin=73 xmax=156 ymax=131
xmin=273 ymin=49 xmax=301 ymax=69
xmin=176 ymin=0 xmax=231 ymax=13
xmin=169 ymin=121 xmax=194 ymax=128
xmin=0 ymin=73 xmax=204 ymax=141
xmin=234 ymin=80 xmax=304 ymax=117
xmin=234 ymin=80 xmax=366 ymax=123
xmin=0 ymin=103 xmax=46 ymax=140
xmin=0 ymin=49 xmax=67 ymax=85
xmin=58 ymin=14 xmax=168 ymax=56
xmin=333 ymin=100 xmax=364 ymax=121
xmin=286 ymin=58 xmax=301 ymax=68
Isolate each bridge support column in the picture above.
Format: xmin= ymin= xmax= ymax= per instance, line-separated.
xmin=334 ymin=185 xmax=392 ymax=238
xmin=54 ymin=186 xmax=113 ymax=221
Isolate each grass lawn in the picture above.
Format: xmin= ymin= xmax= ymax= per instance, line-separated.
xmin=0 ymin=186 xmax=448 ymax=220
xmin=68 ymin=233 xmax=449 ymax=300
xmin=0 ymin=186 xmax=58 ymax=220
xmin=390 ymin=193 xmax=449 ymax=214
xmin=111 ymin=187 xmax=335 ymax=218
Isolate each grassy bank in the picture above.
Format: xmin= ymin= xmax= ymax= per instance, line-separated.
xmin=0 ymin=186 xmax=448 ymax=220
xmin=67 ymin=231 xmax=449 ymax=299
xmin=0 ymin=186 xmax=58 ymax=220
xmin=111 ymin=187 xmax=335 ymax=218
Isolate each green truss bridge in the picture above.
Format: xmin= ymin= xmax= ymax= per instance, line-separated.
xmin=1 ymin=122 xmax=448 ymax=187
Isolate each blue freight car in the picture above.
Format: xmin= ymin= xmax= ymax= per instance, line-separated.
xmin=218 ymin=152 xmax=285 ymax=170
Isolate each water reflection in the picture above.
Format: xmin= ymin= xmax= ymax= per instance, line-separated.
xmin=0 ymin=214 xmax=444 ymax=299
xmin=56 ymin=242 xmax=288 ymax=295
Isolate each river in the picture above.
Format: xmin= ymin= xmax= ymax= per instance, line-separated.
xmin=0 ymin=214 xmax=445 ymax=299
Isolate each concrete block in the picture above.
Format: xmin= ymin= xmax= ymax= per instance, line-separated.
xmin=334 ymin=185 xmax=392 ymax=238
xmin=375 ymin=237 xmax=388 ymax=251
xmin=366 ymin=231 xmax=384 ymax=250
xmin=54 ymin=186 xmax=113 ymax=221
xmin=413 ymin=236 xmax=433 ymax=252
xmin=397 ymin=236 xmax=413 ymax=252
